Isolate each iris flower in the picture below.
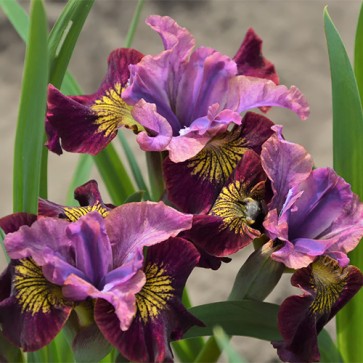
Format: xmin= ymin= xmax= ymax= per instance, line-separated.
xmin=163 ymin=111 xmax=274 ymax=214
xmin=123 ymin=15 xmax=309 ymax=163
xmin=261 ymin=126 xmax=363 ymax=269
xmin=0 ymin=201 xmax=199 ymax=362
xmin=272 ymin=255 xmax=363 ymax=363
xmin=45 ymin=16 xmax=308 ymax=159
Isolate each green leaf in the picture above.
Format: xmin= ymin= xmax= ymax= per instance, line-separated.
xmin=354 ymin=3 xmax=363 ymax=105
xmin=93 ymin=144 xmax=135 ymax=205
xmin=0 ymin=0 xmax=82 ymax=98
xmin=324 ymin=8 xmax=363 ymax=363
xmin=318 ymin=329 xmax=343 ymax=363
xmin=124 ymin=0 xmax=145 ymax=48
xmin=118 ymin=131 xmax=150 ymax=200
xmin=0 ymin=227 xmax=9 ymax=263
xmin=186 ymin=300 xmax=280 ymax=341
xmin=48 ymin=0 xmax=94 ymax=88
xmin=213 ymin=327 xmax=246 ymax=363
xmin=123 ymin=190 xmax=144 ymax=203
xmin=13 ymin=0 xmax=48 ymax=213
xmin=66 ymin=155 xmax=93 ymax=205
xmin=0 ymin=331 xmax=24 ymax=363
xmin=0 ymin=0 xmax=28 ymax=42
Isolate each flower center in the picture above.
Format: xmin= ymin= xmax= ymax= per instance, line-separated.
xmin=13 ymin=259 xmax=71 ymax=315
xmin=186 ymin=128 xmax=247 ymax=184
xmin=211 ymin=180 xmax=262 ymax=234
xmin=91 ymin=83 xmax=144 ymax=137
xmin=136 ymin=263 xmax=174 ymax=323
xmin=63 ymin=202 xmax=109 ymax=222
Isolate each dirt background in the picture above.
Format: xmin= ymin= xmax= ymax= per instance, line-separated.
xmin=0 ymin=1 xmax=361 ymax=361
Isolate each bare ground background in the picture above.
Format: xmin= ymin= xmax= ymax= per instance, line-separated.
xmin=0 ymin=1 xmax=361 ymax=361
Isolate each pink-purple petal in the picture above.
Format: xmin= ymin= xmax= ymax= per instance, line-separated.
xmin=261 ymin=125 xmax=313 ymax=211
xmin=227 ymin=76 xmax=310 ymax=120
xmin=105 ymin=202 xmax=193 ymax=266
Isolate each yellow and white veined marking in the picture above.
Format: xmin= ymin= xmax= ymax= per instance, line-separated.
xmin=186 ymin=128 xmax=247 ymax=184
xmin=91 ymin=82 xmax=144 ymax=137
xmin=136 ymin=263 xmax=174 ymax=323
xmin=309 ymin=256 xmax=347 ymax=314
xmin=13 ymin=259 xmax=70 ymax=315
xmin=63 ymin=202 xmax=109 ymax=222
xmin=211 ymin=180 xmax=263 ymax=234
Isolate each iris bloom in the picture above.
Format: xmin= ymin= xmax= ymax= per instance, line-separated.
xmin=272 ymin=255 xmax=363 ymax=363
xmin=0 ymin=201 xmax=200 ymax=362
xmin=45 ymin=16 xmax=308 ymax=159
xmin=122 ymin=15 xmax=309 ymax=163
xmin=261 ymin=126 xmax=363 ymax=269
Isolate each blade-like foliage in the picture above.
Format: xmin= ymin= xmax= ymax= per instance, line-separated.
xmin=118 ymin=132 xmax=150 ymax=200
xmin=93 ymin=144 xmax=136 ymax=205
xmin=66 ymin=155 xmax=93 ymax=205
xmin=0 ymin=227 xmax=9 ymax=263
xmin=186 ymin=301 xmax=280 ymax=341
xmin=324 ymin=7 xmax=363 ymax=363
xmin=13 ymin=0 xmax=48 ymax=213
xmin=355 ymin=3 xmax=363 ymax=105
xmin=318 ymin=330 xmax=343 ymax=363
xmin=213 ymin=327 xmax=246 ymax=363
xmin=48 ymin=0 xmax=94 ymax=88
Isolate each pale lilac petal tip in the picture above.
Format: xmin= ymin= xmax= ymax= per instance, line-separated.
xmin=227 ymin=77 xmax=310 ymax=120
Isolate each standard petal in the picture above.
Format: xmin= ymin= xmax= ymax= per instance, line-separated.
xmin=65 ymin=212 xmax=112 ymax=286
xmin=105 ymin=202 xmax=193 ymax=266
xmin=261 ymin=125 xmax=313 ymax=211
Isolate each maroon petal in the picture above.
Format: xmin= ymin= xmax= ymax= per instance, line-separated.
xmin=0 ymin=260 xmax=72 ymax=351
xmin=46 ymin=49 xmax=144 ymax=155
xmin=272 ymin=256 xmax=363 ymax=363
xmin=233 ymin=28 xmax=279 ymax=84
xmin=95 ymin=238 xmax=203 ymax=363
xmin=0 ymin=213 xmax=36 ymax=234
xmin=38 ymin=180 xmax=111 ymax=221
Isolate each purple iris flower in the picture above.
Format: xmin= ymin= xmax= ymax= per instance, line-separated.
xmin=261 ymin=126 xmax=363 ymax=269
xmin=122 ymin=15 xmax=309 ymax=163
xmin=0 ymin=201 xmax=195 ymax=358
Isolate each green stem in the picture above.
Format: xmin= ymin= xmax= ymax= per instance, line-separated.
xmin=124 ymin=0 xmax=145 ymax=47
xmin=146 ymin=152 xmax=164 ymax=201
xmin=193 ymin=337 xmax=221 ymax=363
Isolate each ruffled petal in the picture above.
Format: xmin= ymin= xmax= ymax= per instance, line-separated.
xmin=226 ymin=76 xmax=310 ymax=120
xmin=0 ymin=213 xmax=36 ymax=234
